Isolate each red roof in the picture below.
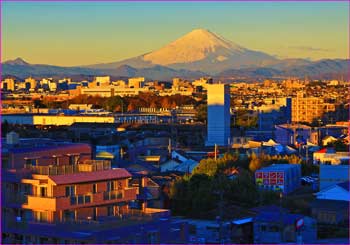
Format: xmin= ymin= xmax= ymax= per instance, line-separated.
xmin=315 ymin=148 xmax=327 ymax=154
xmin=49 ymin=168 xmax=131 ymax=185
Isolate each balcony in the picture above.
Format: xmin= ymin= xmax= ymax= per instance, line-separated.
xmin=3 ymin=194 xmax=28 ymax=207
xmin=24 ymin=160 xmax=111 ymax=175
xmin=22 ymin=195 xmax=69 ymax=211
xmin=22 ymin=187 xmax=138 ymax=211
xmin=103 ymin=190 xmax=123 ymax=201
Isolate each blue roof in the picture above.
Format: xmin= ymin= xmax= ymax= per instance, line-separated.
xmin=337 ymin=181 xmax=350 ymax=192
xmin=255 ymin=212 xmax=303 ymax=225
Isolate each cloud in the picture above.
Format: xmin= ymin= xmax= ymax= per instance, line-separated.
xmin=289 ymin=46 xmax=333 ymax=52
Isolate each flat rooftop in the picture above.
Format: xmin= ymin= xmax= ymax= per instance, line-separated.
xmin=257 ymin=164 xmax=300 ymax=171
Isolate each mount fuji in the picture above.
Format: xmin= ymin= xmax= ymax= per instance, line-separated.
xmin=88 ymin=29 xmax=278 ymax=73
xmin=3 ymin=29 xmax=348 ymax=80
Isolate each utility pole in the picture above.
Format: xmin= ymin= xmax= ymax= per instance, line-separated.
xmin=168 ymin=138 xmax=172 ymax=156
xmin=214 ymin=144 xmax=217 ymax=161
xmin=279 ymin=192 xmax=284 ymax=243
xmin=218 ymin=190 xmax=224 ymax=244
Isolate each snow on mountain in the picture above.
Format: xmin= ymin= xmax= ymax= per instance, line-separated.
xmin=143 ymin=28 xmax=246 ymax=65
xmin=87 ymin=28 xmax=278 ymax=73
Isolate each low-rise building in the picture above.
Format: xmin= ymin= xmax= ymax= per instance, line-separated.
xmin=255 ymin=164 xmax=301 ymax=194
xmin=319 ymin=164 xmax=350 ymax=190
xmin=253 ymin=207 xmax=317 ymax=244
xmin=313 ymin=148 xmax=349 ymax=165
xmin=275 ymin=123 xmax=318 ymax=146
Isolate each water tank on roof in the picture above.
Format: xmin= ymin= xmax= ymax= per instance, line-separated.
xmin=6 ymin=131 xmax=19 ymax=145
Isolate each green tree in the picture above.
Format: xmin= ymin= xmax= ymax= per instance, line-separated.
xmin=249 ymin=152 xmax=261 ymax=172
xmin=195 ymin=104 xmax=207 ymax=123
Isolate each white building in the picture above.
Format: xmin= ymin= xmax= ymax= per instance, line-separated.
xmin=128 ymin=77 xmax=145 ymax=88
xmin=95 ymin=76 xmax=110 ymax=86
xmin=206 ymin=84 xmax=231 ymax=146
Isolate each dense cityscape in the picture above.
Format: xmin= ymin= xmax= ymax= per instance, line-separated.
xmin=1 ymin=1 xmax=349 ymax=244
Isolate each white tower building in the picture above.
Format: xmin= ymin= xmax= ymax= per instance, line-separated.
xmin=206 ymin=83 xmax=231 ymax=146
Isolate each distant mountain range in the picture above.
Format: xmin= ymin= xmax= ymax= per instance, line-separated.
xmin=3 ymin=29 xmax=349 ymax=81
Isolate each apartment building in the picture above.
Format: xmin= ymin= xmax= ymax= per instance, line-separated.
xmin=2 ymin=135 xmax=188 ymax=243
xmin=291 ymin=93 xmax=336 ymax=123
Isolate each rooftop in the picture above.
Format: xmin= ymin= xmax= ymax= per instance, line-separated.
xmin=48 ymin=168 xmax=132 ymax=185
xmin=25 ymin=160 xmax=113 ymax=176
xmin=256 ymin=164 xmax=300 ymax=171
xmin=336 ymin=181 xmax=350 ymax=192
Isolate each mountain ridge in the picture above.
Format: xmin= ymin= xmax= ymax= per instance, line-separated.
xmin=3 ymin=29 xmax=348 ymax=80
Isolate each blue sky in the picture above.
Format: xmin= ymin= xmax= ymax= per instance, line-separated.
xmin=2 ymin=1 xmax=349 ymax=66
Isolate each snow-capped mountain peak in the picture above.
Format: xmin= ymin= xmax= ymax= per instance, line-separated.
xmin=143 ymin=28 xmax=246 ymax=65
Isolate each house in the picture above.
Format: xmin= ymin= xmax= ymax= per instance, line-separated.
xmin=311 ymin=181 xmax=349 ymax=225
xmin=313 ymin=148 xmax=349 ymax=165
xmin=322 ymin=135 xmax=337 ymax=146
xmin=311 ymin=199 xmax=349 ymax=225
xmin=275 ymin=124 xmax=318 ymax=146
xmin=161 ymin=159 xmax=181 ymax=172
xmin=252 ymin=206 xmax=317 ymax=244
xmin=160 ymin=150 xmax=199 ymax=174
xmin=319 ymin=163 xmax=350 ymax=190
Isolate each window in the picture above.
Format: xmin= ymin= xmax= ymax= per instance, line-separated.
xmin=25 ymin=159 xmax=37 ymax=166
xmin=70 ymin=196 xmax=77 ymax=205
xmin=84 ymin=195 xmax=91 ymax=204
xmin=117 ymin=181 xmax=122 ymax=190
xmin=92 ymin=184 xmax=97 ymax=194
xmin=78 ymin=196 xmax=84 ymax=205
xmin=268 ymin=225 xmax=279 ymax=232
xmin=65 ymin=186 xmax=76 ymax=197
xmin=63 ymin=210 xmax=75 ymax=221
xmin=107 ymin=181 xmax=115 ymax=192
xmin=93 ymin=207 xmax=97 ymax=220
xmin=40 ymin=187 xmax=47 ymax=197
xmin=107 ymin=206 xmax=114 ymax=216
xmin=34 ymin=211 xmax=48 ymax=222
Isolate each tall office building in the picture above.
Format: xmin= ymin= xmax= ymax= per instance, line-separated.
xmin=206 ymin=83 xmax=231 ymax=146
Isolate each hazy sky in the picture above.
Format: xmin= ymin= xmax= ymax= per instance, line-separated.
xmin=2 ymin=1 xmax=349 ymax=66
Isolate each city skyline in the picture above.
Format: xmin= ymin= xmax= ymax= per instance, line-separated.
xmin=2 ymin=1 xmax=349 ymax=66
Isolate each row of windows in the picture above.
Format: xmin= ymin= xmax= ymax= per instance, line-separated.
xmin=70 ymin=195 xmax=91 ymax=205
xmin=65 ymin=181 xmax=122 ymax=197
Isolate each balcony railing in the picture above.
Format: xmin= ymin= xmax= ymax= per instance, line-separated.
xmin=3 ymin=194 xmax=28 ymax=205
xmin=103 ymin=190 xmax=123 ymax=201
xmin=24 ymin=160 xmax=111 ymax=175
xmin=70 ymin=195 xmax=92 ymax=205
xmin=22 ymin=187 xmax=137 ymax=211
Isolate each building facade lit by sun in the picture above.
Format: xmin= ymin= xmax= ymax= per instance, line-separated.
xmin=206 ymin=83 xmax=231 ymax=146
